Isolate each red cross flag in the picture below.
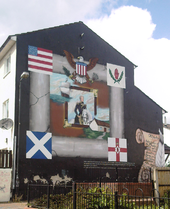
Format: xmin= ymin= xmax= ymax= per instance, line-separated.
xmin=108 ymin=137 xmax=127 ymax=162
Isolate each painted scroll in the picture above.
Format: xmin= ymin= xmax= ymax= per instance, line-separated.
xmin=136 ymin=129 xmax=164 ymax=182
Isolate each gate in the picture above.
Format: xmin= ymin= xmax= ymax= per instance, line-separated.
xmin=0 ymin=150 xmax=12 ymax=168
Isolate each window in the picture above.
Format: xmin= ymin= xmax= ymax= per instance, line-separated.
xmin=3 ymin=99 xmax=9 ymax=118
xmin=4 ymin=55 xmax=11 ymax=76
xmin=5 ymin=138 xmax=8 ymax=144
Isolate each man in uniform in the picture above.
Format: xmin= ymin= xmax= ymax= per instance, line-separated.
xmin=74 ymin=96 xmax=86 ymax=124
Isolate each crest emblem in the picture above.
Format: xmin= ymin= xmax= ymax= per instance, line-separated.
xmin=107 ymin=63 xmax=126 ymax=89
xmin=64 ymin=50 xmax=98 ymax=84
xmin=109 ymin=68 xmax=124 ymax=83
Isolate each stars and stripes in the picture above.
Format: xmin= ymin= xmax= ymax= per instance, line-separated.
xmin=76 ymin=62 xmax=87 ymax=76
xmin=28 ymin=45 xmax=53 ymax=75
xmin=26 ymin=131 xmax=52 ymax=159
xmin=108 ymin=137 xmax=127 ymax=162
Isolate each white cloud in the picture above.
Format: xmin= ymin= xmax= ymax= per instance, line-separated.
xmin=86 ymin=6 xmax=170 ymax=112
xmin=86 ymin=6 xmax=156 ymax=61
xmin=0 ymin=0 xmax=110 ymax=46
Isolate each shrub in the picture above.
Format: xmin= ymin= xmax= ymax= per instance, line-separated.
xmin=28 ymin=186 xmax=170 ymax=209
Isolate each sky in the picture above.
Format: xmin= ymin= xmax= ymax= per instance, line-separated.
xmin=0 ymin=0 xmax=170 ymax=144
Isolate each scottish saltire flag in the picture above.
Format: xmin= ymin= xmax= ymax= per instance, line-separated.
xmin=107 ymin=63 xmax=126 ymax=88
xmin=26 ymin=131 xmax=52 ymax=159
xmin=108 ymin=137 xmax=127 ymax=162
xmin=28 ymin=45 xmax=53 ymax=75
xmin=76 ymin=62 xmax=87 ymax=76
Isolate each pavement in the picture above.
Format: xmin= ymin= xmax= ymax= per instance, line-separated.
xmin=0 ymin=202 xmax=32 ymax=209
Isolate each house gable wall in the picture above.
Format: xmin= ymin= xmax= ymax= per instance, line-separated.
xmin=11 ymin=22 xmax=163 ymax=190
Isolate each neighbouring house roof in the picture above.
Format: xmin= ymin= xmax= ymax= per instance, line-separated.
xmin=164 ymin=124 xmax=170 ymax=130
xmin=0 ymin=36 xmax=16 ymax=60
xmin=165 ymin=144 xmax=170 ymax=154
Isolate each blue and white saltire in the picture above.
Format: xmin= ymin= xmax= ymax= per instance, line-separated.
xmin=26 ymin=131 xmax=52 ymax=159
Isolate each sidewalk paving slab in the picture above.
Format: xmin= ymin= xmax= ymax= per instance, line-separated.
xmin=0 ymin=202 xmax=34 ymax=209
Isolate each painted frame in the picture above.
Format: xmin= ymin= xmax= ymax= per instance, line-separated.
xmin=64 ymin=86 xmax=98 ymax=128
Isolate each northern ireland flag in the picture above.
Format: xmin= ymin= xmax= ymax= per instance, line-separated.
xmin=28 ymin=45 xmax=53 ymax=75
xmin=26 ymin=131 xmax=52 ymax=159
xmin=107 ymin=63 xmax=126 ymax=88
xmin=76 ymin=62 xmax=87 ymax=76
xmin=108 ymin=137 xmax=127 ymax=162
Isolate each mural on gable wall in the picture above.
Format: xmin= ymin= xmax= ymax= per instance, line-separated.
xmin=28 ymin=46 xmax=164 ymax=169
xmin=28 ymin=47 xmax=113 ymax=159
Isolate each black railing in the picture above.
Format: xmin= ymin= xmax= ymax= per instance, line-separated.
xmin=73 ymin=185 xmax=170 ymax=209
xmin=26 ymin=180 xmax=168 ymax=209
xmin=27 ymin=182 xmax=73 ymax=208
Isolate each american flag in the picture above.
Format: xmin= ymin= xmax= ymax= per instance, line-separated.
xmin=28 ymin=45 xmax=53 ymax=75
xmin=108 ymin=137 xmax=127 ymax=162
xmin=76 ymin=62 xmax=87 ymax=76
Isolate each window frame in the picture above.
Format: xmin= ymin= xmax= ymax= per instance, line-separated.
xmin=3 ymin=99 xmax=9 ymax=118
xmin=4 ymin=54 xmax=11 ymax=77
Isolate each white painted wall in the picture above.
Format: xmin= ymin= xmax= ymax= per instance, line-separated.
xmin=164 ymin=127 xmax=170 ymax=163
xmin=164 ymin=128 xmax=170 ymax=147
xmin=0 ymin=43 xmax=16 ymax=150
xmin=163 ymin=113 xmax=170 ymax=163
xmin=0 ymin=169 xmax=12 ymax=202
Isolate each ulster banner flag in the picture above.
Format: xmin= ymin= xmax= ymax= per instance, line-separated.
xmin=108 ymin=137 xmax=127 ymax=162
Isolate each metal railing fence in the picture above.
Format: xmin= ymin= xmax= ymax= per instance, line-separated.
xmin=26 ymin=181 xmax=170 ymax=209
